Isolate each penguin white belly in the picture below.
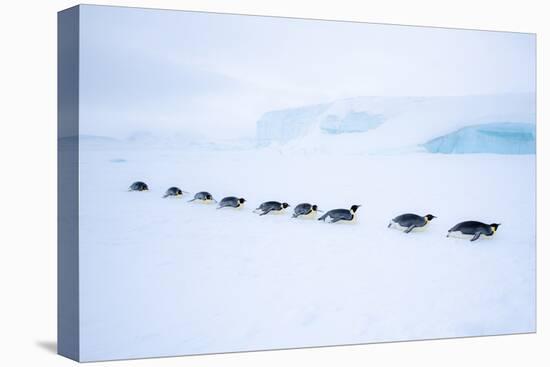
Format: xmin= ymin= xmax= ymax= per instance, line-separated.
xmin=447 ymin=231 xmax=472 ymax=239
xmin=389 ymin=221 xmax=408 ymax=231
xmin=219 ymin=203 xmax=243 ymax=209
xmin=447 ymin=231 xmax=492 ymax=240
xmin=334 ymin=214 xmax=356 ymax=224
xmin=301 ymin=210 xmax=317 ymax=219
xmin=199 ymin=199 xmax=215 ymax=204
xmin=390 ymin=221 xmax=429 ymax=232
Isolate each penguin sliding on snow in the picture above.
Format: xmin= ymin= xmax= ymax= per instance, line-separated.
xmin=388 ymin=213 xmax=436 ymax=233
xmin=163 ymin=187 xmax=188 ymax=198
xmin=129 ymin=181 xmax=149 ymax=191
xmin=254 ymin=201 xmax=290 ymax=216
xmin=318 ymin=205 xmax=361 ymax=223
xmin=188 ymin=191 xmax=217 ymax=203
xmin=292 ymin=203 xmax=322 ymax=219
xmin=217 ymin=196 xmax=246 ymax=209
xmin=447 ymin=221 xmax=501 ymax=242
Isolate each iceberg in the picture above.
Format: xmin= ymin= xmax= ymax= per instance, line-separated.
xmin=256 ymin=103 xmax=329 ymax=145
xmin=423 ymin=122 xmax=535 ymax=154
xmin=320 ymin=111 xmax=385 ymax=134
xmin=255 ymin=94 xmax=535 ymax=154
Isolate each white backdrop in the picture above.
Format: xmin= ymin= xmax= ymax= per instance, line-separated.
xmin=0 ymin=0 xmax=547 ymax=366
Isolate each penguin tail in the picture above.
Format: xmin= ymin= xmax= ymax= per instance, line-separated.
xmin=292 ymin=214 xmax=298 ymax=218
xmin=318 ymin=213 xmax=328 ymax=221
xmin=162 ymin=194 xmax=169 ymax=198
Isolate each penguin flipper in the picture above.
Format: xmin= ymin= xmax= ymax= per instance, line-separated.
xmin=259 ymin=209 xmax=272 ymax=216
xmin=471 ymin=232 xmax=482 ymax=242
xmin=404 ymin=225 xmax=416 ymax=233
xmin=163 ymin=194 xmax=169 ymax=198
xmin=329 ymin=217 xmax=342 ymax=223
xmin=318 ymin=213 xmax=328 ymax=221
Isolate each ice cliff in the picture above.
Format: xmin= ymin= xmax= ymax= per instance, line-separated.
xmin=423 ymin=122 xmax=535 ymax=154
xmin=256 ymin=94 xmax=535 ymax=154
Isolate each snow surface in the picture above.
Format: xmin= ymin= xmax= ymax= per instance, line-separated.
xmin=423 ymin=122 xmax=535 ymax=154
xmin=256 ymin=94 xmax=535 ymax=153
xmin=78 ymin=142 xmax=535 ymax=361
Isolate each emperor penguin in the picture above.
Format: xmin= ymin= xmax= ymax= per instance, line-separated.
xmin=292 ymin=203 xmax=322 ymax=219
xmin=447 ymin=221 xmax=501 ymax=242
xmin=129 ymin=181 xmax=149 ymax=191
xmin=163 ymin=187 xmax=188 ymax=198
xmin=188 ymin=191 xmax=217 ymax=203
xmin=254 ymin=201 xmax=290 ymax=216
xmin=318 ymin=205 xmax=361 ymax=223
xmin=217 ymin=196 xmax=246 ymax=209
xmin=388 ymin=213 xmax=436 ymax=233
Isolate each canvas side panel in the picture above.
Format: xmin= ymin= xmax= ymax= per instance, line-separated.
xmin=57 ymin=5 xmax=80 ymax=362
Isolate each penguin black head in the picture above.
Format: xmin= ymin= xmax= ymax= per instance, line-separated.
xmin=206 ymin=193 xmax=213 ymax=200
xmin=425 ymin=214 xmax=436 ymax=221
xmin=238 ymin=198 xmax=246 ymax=204
xmin=177 ymin=189 xmax=183 ymax=195
xmin=282 ymin=202 xmax=290 ymax=209
xmin=350 ymin=205 xmax=361 ymax=213
xmin=312 ymin=205 xmax=318 ymax=211
xmin=490 ymin=223 xmax=501 ymax=232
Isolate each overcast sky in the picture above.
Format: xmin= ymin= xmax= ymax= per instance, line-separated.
xmin=79 ymin=5 xmax=535 ymax=139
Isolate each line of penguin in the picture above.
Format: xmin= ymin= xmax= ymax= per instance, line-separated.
xmin=129 ymin=181 xmax=501 ymax=242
